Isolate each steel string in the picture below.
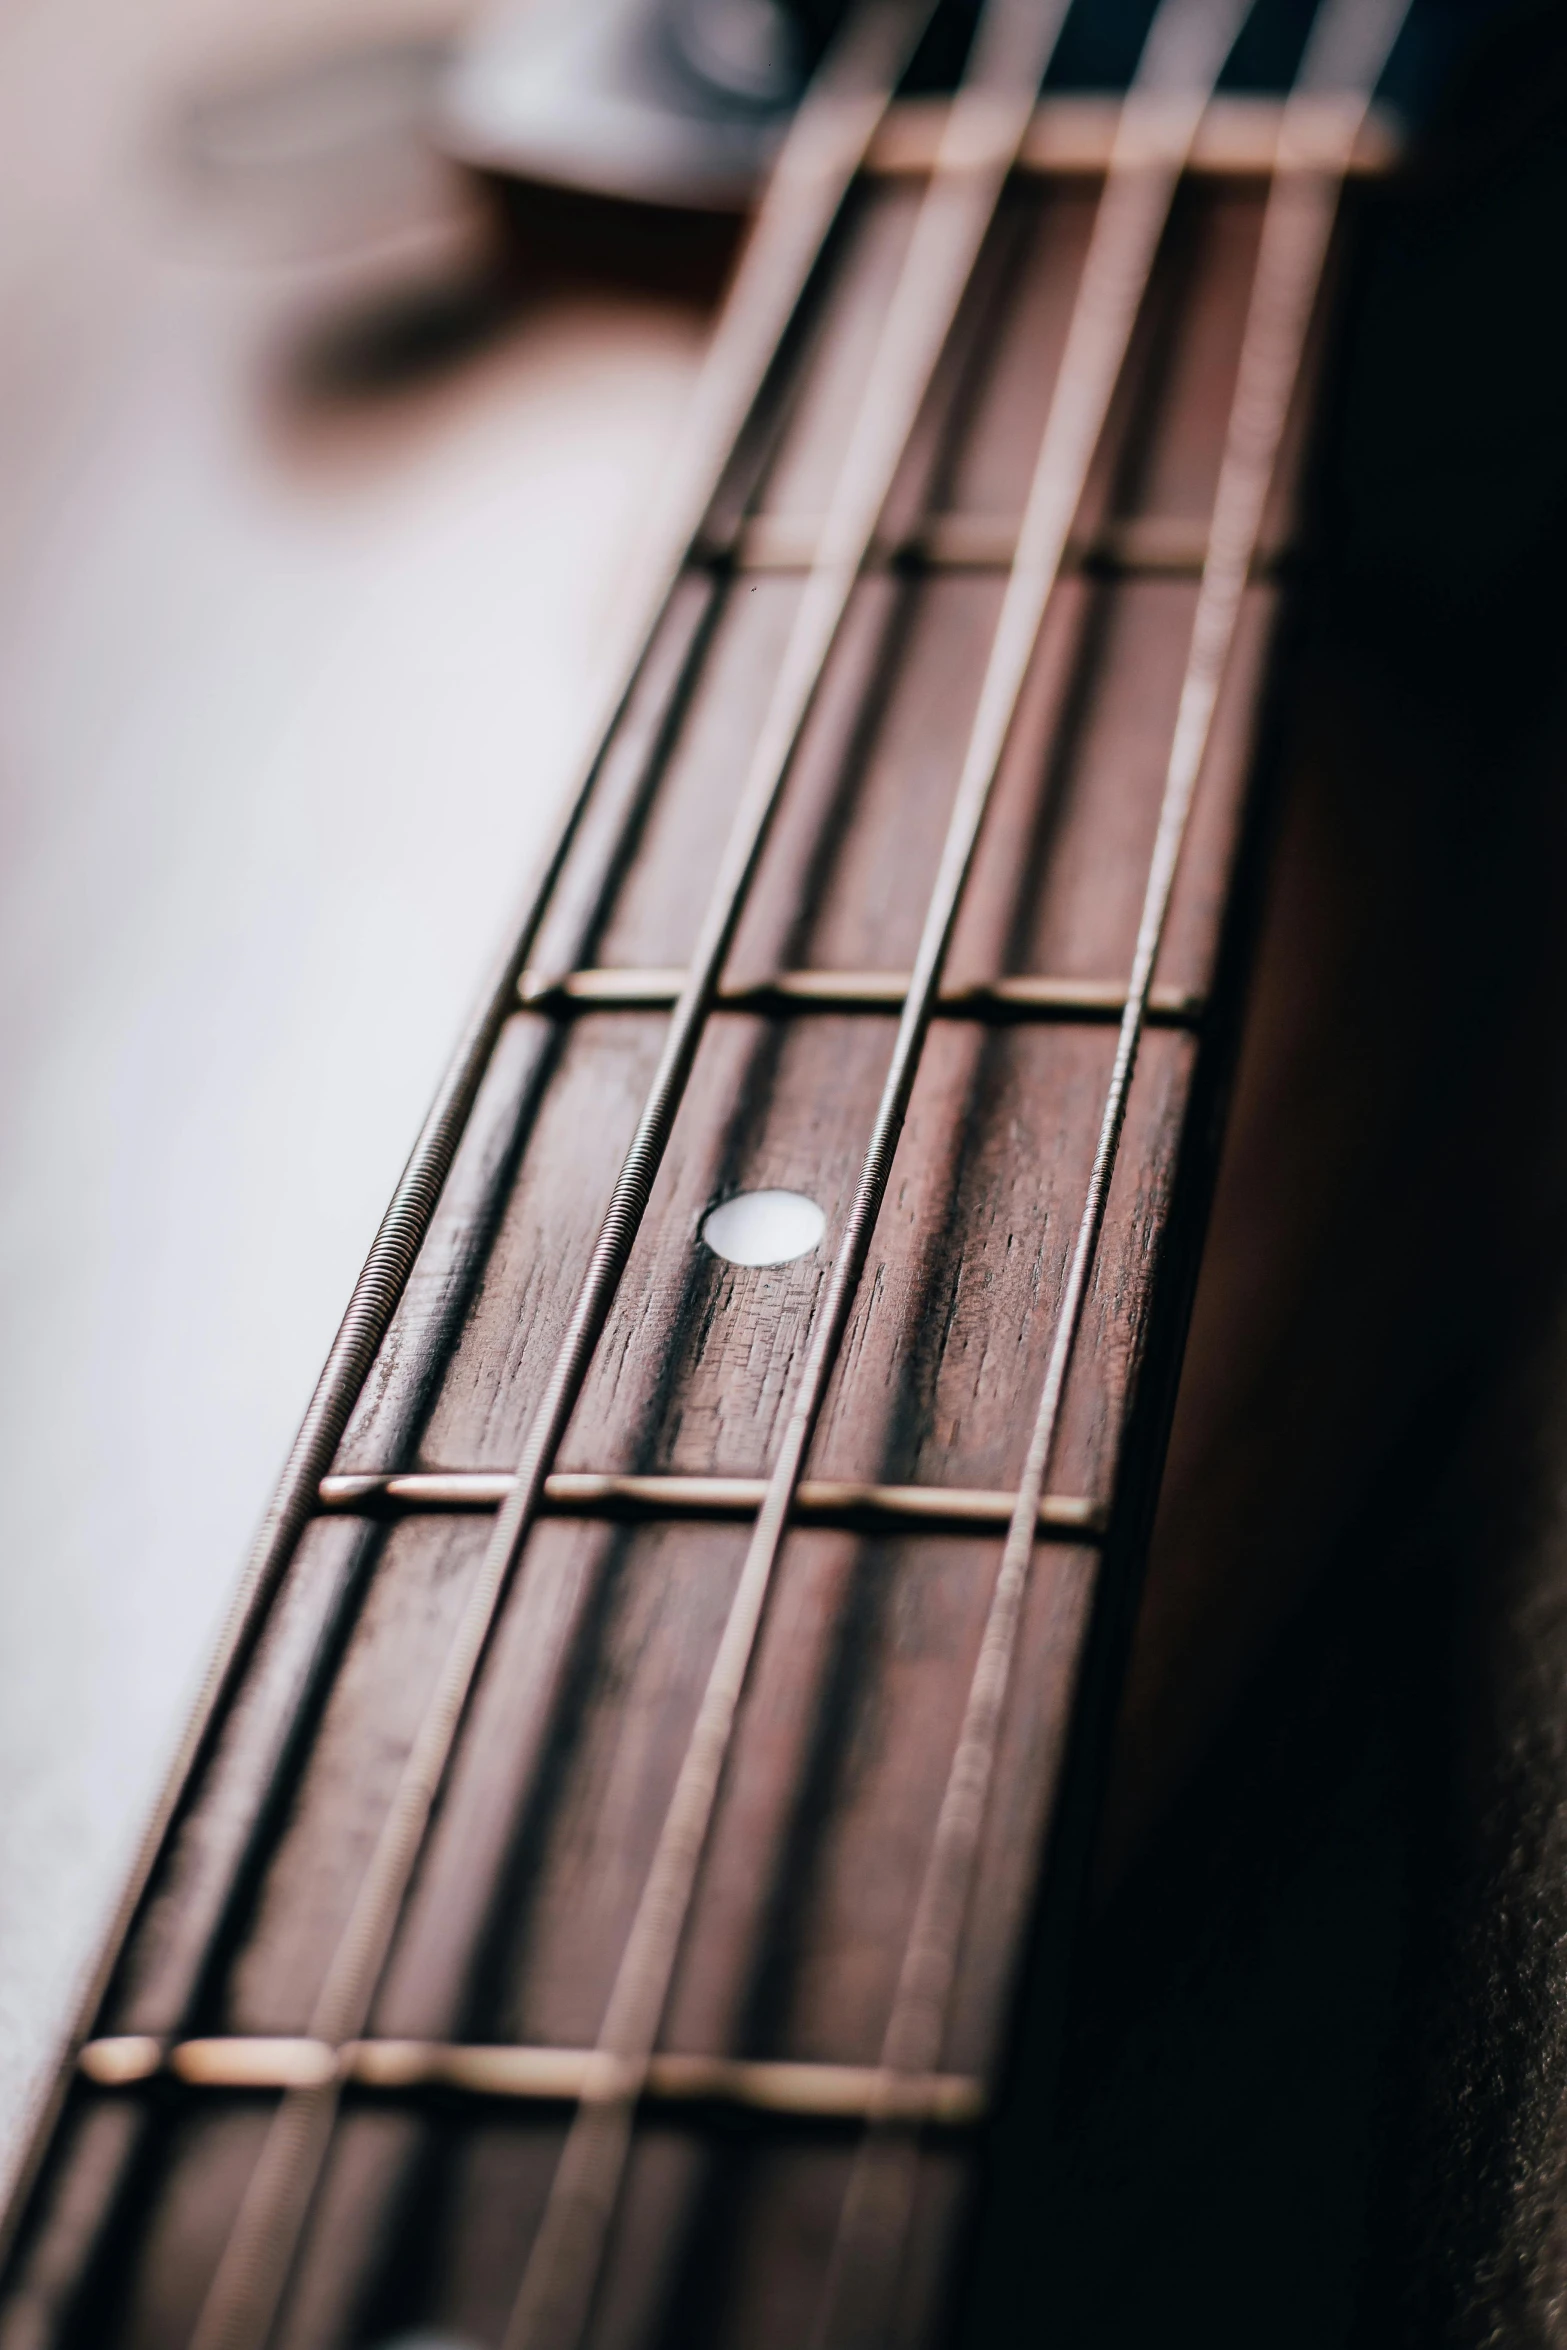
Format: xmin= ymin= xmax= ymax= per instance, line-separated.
xmin=499 ymin=0 xmax=1271 ymax=2340
xmin=180 ymin=10 xmax=941 ymax=2347
xmin=809 ymin=0 xmax=1417 ymax=2339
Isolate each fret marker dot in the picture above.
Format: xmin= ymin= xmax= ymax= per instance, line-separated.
xmin=702 ymin=1189 xmax=824 ymax=1267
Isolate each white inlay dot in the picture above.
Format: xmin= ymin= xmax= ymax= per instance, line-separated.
xmin=701 ymin=1189 xmax=824 ymax=1268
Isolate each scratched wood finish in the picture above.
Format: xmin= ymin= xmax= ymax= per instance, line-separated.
xmin=0 ymin=149 xmax=1336 ymax=2350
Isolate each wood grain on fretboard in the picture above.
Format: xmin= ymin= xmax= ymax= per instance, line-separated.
xmin=0 ymin=120 xmax=1359 ymax=2350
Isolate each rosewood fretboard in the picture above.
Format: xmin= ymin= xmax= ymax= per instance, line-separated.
xmin=0 ymin=2 xmax=1403 ymax=2342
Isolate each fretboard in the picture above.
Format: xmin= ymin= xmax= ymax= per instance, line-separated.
xmin=0 ymin=6 xmax=1402 ymax=2344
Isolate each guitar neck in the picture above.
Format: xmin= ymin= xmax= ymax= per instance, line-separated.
xmin=0 ymin=28 xmax=1400 ymax=2350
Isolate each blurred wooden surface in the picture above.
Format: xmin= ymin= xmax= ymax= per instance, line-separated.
xmin=0 ymin=0 xmax=714 ymax=2201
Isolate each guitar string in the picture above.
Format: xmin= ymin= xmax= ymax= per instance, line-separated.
xmin=809 ymin=0 xmax=1418 ymax=2338
xmin=498 ymin=0 xmax=1263 ymax=2341
xmin=178 ymin=9 xmax=944 ymax=2348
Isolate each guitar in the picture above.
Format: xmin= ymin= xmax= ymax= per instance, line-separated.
xmin=0 ymin=0 xmax=1532 ymax=2342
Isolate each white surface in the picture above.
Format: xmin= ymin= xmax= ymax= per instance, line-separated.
xmin=701 ymin=1188 xmax=826 ymax=1266
xmin=0 ymin=0 xmax=706 ymax=2198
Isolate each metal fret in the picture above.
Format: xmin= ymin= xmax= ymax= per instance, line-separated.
xmin=317 ymin=1469 xmax=1101 ymax=1537
xmin=518 ymin=966 xmax=1203 ymax=1021
xmin=865 ymin=90 xmax=1400 ymax=177
xmin=727 ymin=508 xmax=1268 ymax=573
xmin=77 ymin=2038 xmax=985 ymax=2128
xmin=811 ymin=3 xmax=1419 ymax=2340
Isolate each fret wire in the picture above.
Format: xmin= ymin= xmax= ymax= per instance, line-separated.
xmin=811 ymin=3 xmax=1419 ymax=2340
xmin=727 ymin=509 xmax=1256 ymax=574
xmin=179 ymin=11 xmax=944 ymax=2347
xmin=506 ymin=0 xmax=1257 ymax=2337
xmin=315 ymin=1469 xmax=1102 ymax=1538
xmin=77 ymin=2036 xmax=986 ymax=2127
xmin=518 ymin=967 xmax=1203 ymax=1022
xmin=863 ymin=90 xmax=1400 ymax=179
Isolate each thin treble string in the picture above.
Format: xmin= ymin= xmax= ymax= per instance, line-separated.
xmin=811 ymin=0 xmax=1415 ymax=2339
xmin=497 ymin=6 xmax=1092 ymax=2345
xmin=181 ymin=11 xmax=942 ymax=2350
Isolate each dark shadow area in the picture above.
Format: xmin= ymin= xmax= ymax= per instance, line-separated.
xmin=481 ymin=179 xmax=746 ymax=310
xmin=276 ymin=180 xmax=742 ymax=421
xmin=1035 ymin=1427 xmax=1452 ymax=2350
xmin=285 ymin=262 xmax=526 ymax=404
